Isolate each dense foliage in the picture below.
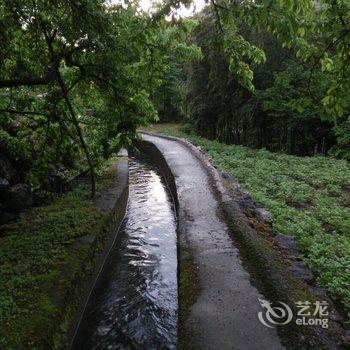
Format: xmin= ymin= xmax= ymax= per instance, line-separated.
xmin=2 ymin=0 xmax=349 ymax=201
xmin=157 ymin=1 xmax=350 ymax=158
xmin=0 ymin=0 xmax=199 ymax=200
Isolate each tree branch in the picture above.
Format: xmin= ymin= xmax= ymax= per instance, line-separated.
xmin=40 ymin=19 xmax=96 ymax=197
xmin=307 ymin=28 xmax=350 ymax=98
xmin=0 ymin=108 xmax=49 ymax=117
xmin=211 ymin=0 xmax=224 ymax=33
xmin=56 ymin=71 xmax=96 ymax=197
xmin=0 ymin=60 xmax=59 ymax=88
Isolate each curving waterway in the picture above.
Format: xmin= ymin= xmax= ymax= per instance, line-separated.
xmin=73 ymin=158 xmax=178 ymax=349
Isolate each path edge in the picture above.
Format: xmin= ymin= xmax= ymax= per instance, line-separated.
xmin=65 ymin=151 xmax=129 ymax=349
xmin=138 ymin=139 xmax=202 ymax=350
xmin=140 ymin=132 xmax=348 ymax=349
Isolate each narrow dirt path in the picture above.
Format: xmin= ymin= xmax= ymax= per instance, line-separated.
xmin=142 ymin=133 xmax=284 ymax=350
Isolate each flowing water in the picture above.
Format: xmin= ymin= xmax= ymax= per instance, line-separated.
xmin=73 ymin=158 xmax=178 ymax=350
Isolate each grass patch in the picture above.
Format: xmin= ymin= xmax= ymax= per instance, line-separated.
xmin=140 ymin=123 xmax=181 ymax=135
xmin=142 ymin=123 xmax=350 ymax=314
xmin=0 ymin=159 xmax=121 ymax=349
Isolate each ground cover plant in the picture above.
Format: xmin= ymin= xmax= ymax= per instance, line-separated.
xmin=0 ymin=157 xmax=121 ymax=349
xmin=145 ymin=123 xmax=350 ymax=314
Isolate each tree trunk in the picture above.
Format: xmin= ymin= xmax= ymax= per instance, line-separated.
xmin=56 ymin=72 xmax=96 ymax=198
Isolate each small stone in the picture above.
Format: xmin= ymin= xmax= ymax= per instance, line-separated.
xmin=252 ymin=201 xmax=262 ymax=209
xmin=255 ymin=208 xmax=273 ymax=225
xmin=290 ymin=260 xmax=314 ymax=284
xmin=221 ymin=172 xmax=230 ymax=179
xmin=313 ymin=286 xmax=328 ymax=298
xmin=274 ymin=234 xmax=300 ymax=257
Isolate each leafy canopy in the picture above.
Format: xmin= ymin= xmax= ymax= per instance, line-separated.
xmin=0 ymin=0 xmax=200 ymax=195
xmin=210 ymin=0 xmax=350 ymax=119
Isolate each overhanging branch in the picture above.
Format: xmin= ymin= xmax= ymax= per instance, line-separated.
xmin=0 ymin=60 xmax=60 ymax=88
xmin=0 ymin=108 xmax=49 ymax=117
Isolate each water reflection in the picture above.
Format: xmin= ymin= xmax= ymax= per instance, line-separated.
xmin=73 ymin=158 xmax=178 ymax=350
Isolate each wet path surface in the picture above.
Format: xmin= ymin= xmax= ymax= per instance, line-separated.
xmin=73 ymin=158 xmax=178 ymax=350
xmin=142 ymin=134 xmax=284 ymax=350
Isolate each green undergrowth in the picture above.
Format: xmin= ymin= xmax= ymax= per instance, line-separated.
xmin=143 ymin=124 xmax=350 ymax=314
xmin=0 ymin=157 xmax=121 ymax=349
